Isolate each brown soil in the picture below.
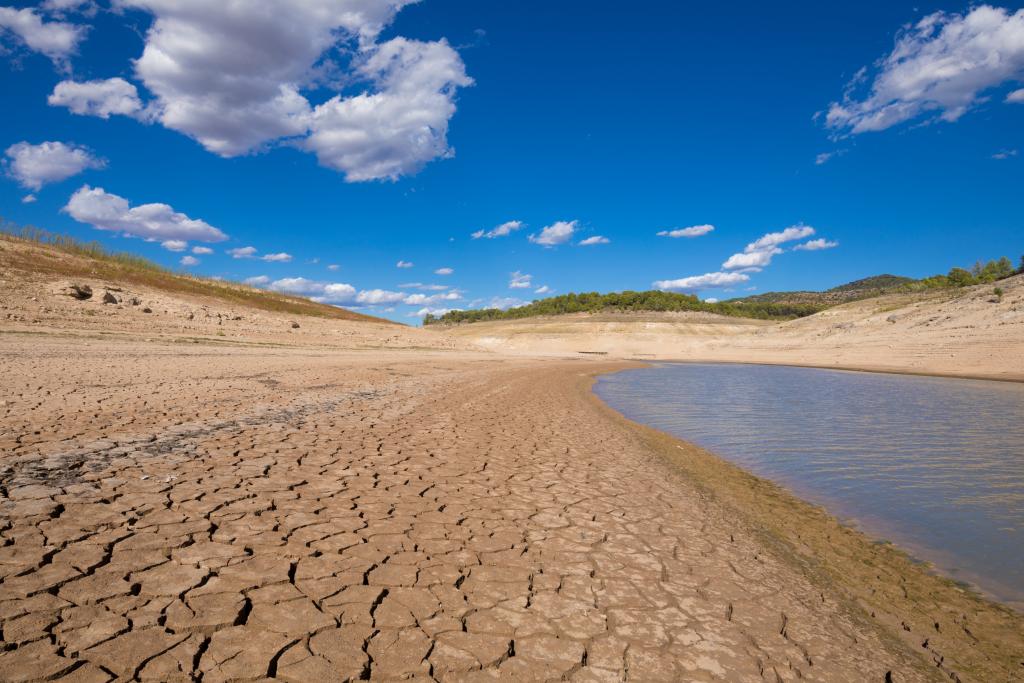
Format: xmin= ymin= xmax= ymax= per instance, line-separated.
xmin=1 ymin=242 xmax=1021 ymax=681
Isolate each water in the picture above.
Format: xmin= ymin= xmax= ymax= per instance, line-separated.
xmin=595 ymin=362 xmax=1024 ymax=608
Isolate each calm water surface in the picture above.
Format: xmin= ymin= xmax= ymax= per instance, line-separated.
xmin=595 ymin=363 xmax=1024 ymax=608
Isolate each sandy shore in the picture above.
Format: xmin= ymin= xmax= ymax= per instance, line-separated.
xmin=1 ymin=332 xmax=1021 ymax=682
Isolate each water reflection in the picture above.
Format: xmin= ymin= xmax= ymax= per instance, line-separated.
xmin=595 ymin=363 xmax=1024 ymax=607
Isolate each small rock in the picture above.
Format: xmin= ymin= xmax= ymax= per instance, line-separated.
xmin=142 ymin=307 xmax=153 ymax=313
xmin=186 ymin=312 xmax=194 ymax=320
xmin=129 ymin=297 xmax=141 ymax=306
xmin=291 ymin=322 xmax=300 ymax=329
xmin=62 ymin=283 xmax=93 ymax=300
xmin=102 ymin=291 xmax=119 ymax=304
xmin=886 ymin=315 xmax=899 ymax=324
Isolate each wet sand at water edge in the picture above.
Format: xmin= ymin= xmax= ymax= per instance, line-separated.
xmin=1 ymin=334 xmax=1022 ymax=682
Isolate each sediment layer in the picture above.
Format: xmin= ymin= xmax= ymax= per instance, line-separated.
xmin=3 ymin=335 xmax=1020 ymax=681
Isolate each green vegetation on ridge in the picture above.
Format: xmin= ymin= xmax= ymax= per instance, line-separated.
xmin=426 ymin=256 xmax=1022 ymax=326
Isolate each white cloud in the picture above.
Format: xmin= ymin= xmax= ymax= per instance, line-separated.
xmin=434 ymin=267 xmax=454 ymax=275
xmin=49 ymin=78 xmax=146 ymax=119
xmin=704 ymin=297 xmax=719 ymax=304
xmin=720 ymin=227 xmax=815 ymax=272
xmin=68 ymin=2 xmax=470 ymax=181
xmin=529 ymin=220 xmax=577 ymax=246
xmin=826 ymin=6 xmax=1024 ymax=134
xmin=305 ymin=37 xmax=473 ymax=181
xmin=534 ymin=285 xmax=552 ymax=295
xmin=722 ymin=249 xmax=780 ymax=270
xmin=4 ymin=141 xmax=104 ymax=190
xmin=192 ymin=245 xmax=213 ymax=255
xmin=746 ymin=225 xmax=816 ymax=251
xmin=327 ymin=264 xmax=340 ymax=271
xmin=793 ymin=238 xmax=839 ymax=251
xmin=509 ymin=271 xmax=532 ymax=289
xmin=397 ymin=260 xmax=414 ymax=268
xmin=654 ymin=272 xmax=750 ymax=292
xmin=578 ymin=235 xmax=609 ymax=246
xmin=472 ymin=220 xmax=523 ymax=239
xmin=398 ymin=282 xmax=448 ymax=290
xmin=244 ymin=275 xmax=270 ymax=286
xmin=410 ymin=306 xmax=457 ymax=318
xmin=722 ymin=225 xmax=817 ymax=270
xmin=21 ymin=194 xmax=37 ymax=203
xmin=1008 ymin=88 xmax=1024 ymax=102
xmin=0 ymin=6 xmax=85 ymax=64
xmin=489 ymin=296 xmax=527 ymax=310
xmin=815 ymin=152 xmax=835 ymax=165
xmin=228 ymin=246 xmax=257 ymax=259
xmin=261 ymin=252 xmax=292 ymax=262
xmin=64 ymin=185 xmax=228 ymax=243
xmin=179 ymin=255 xmax=199 ymax=266
xmin=992 ymin=148 xmax=1018 ymax=159
xmin=403 ymin=291 xmax=461 ymax=305
xmin=268 ymin=277 xmax=357 ymax=304
xmin=356 ymin=289 xmax=406 ymax=304
xmin=161 ymin=239 xmax=187 ymax=252
xmin=657 ymin=224 xmax=714 ymax=238
xmin=41 ymin=0 xmax=97 ymax=15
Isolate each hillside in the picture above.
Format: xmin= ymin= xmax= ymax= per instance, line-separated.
xmin=0 ymin=228 xmax=471 ymax=352
xmin=443 ymin=275 xmax=1024 ymax=381
xmin=728 ymin=274 xmax=917 ymax=307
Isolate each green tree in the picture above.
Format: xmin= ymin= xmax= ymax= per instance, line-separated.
xmin=947 ymin=267 xmax=977 ymax=287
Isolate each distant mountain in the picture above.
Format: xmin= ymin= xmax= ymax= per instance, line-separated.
xmin=726 ymin=274 xmax=918 ymax=307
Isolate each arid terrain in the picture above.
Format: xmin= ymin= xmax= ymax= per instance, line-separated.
xmin=1 ymin=238 xmax=1023 ymax=682
xmin=444 ymin=273 xmax=1024 ymax=382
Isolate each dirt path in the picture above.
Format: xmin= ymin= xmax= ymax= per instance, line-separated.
xmin=0 ymin=336 xmax=989 ymax=681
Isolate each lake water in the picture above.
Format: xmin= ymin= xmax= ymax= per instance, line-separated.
xmin=595 ymin=363 xmax=1024 ymax=608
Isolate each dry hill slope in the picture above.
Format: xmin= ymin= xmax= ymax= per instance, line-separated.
xmin=446 ymin=275 xmax=1024 ymax=381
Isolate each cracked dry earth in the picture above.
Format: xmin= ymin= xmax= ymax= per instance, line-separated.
xmin=0 ymin=338 xmax=934 ymax=682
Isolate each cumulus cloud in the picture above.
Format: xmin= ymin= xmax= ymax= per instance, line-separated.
xmin=410 ymin=306 xmax=457 ymax=318
xmin=653 ymin=272 xmax=751 ymax=292
xmin=403 ymin=291 xmax=461 ymax=305
xmin=397 ymin=260 xmax=414 ymax=268
xmin=826 ymin=6 xmax=1024 ymax=134
xmin=179 ymin=255 xmax=199 ymax=266
xmin=489 ymin=296 xmax=527 ymax=310
xmin=261 ymin=252 xmax=292 ymax=262
xmin=529 ymin=220 xmax=577 ymax=246
xmin=793 ymin=238 xmax=839 ymax=251
xmin=268 ymin=277 xmax=357 ymax=303
xmin=305 ymin=37 xmax=473 ymax=180
xmin=64 ymin=185 xmax=228 ymax=243
xmin=509 ymin=271 xmax=532 ymax=289
xmin=704 ymin=297 xmax=719 ymax=304
xmin=472 ymin=220 xmax=523 ymax=239
xmin=0 ymin=6 xmax=85 ymax=64
xmin=1008 ymin=88 xmax=1024 ymax=102
xmin=49 ymin=78 xmax=146 ymax=119
xmin=992 ymin=148 xmax=1018 ymax=159
xmin=228 ymin=246 xmax=258 ymax=259
xmin=578 ymin=235 xmax=609 ymax=246
xmin=534 ymin=285 xmax=552 ymax=295
xmin=398 ymin=282 xmax=448 ymax=290
xmin=434 ymin=267 xmax=454 ymax=275
xmin=161 ymin=239 xmax=187 ymax=252
xmin=723 ymin=225 xmax=816 ymax=270
xmin=21 ymin=194 xmax=37 ymax=203
xmin=657 ymin=224 xmax=714 ymax=238
xmin=59 ymin=2 xmax=470 ymax=182
xmin=244 ymin=275 xmax=270 ymax=286
xmin=4 ymin=141 xmax=104 ymax=190
xmin=192 ymin=245 xmax=213 ymax=255
xmin=356 ymin=289 xmax=406 ymax=305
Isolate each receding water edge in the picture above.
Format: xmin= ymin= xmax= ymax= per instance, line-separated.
xmin=594 ymin=362 xmax=1024 ymax=611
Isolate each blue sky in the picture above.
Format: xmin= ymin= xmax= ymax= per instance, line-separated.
xmin=2 ymin=1 xmax=1022 ymax=322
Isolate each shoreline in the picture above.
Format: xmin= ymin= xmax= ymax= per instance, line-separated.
xmin=579 ymin=363 xmax=1024 ymax=681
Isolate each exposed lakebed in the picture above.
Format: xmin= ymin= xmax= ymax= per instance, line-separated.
xmin=595 ymin=362 xmax=1024 ymax=608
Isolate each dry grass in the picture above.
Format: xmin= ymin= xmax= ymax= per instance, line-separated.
xmin=0 ymin=222 xmax=394 ymax=325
